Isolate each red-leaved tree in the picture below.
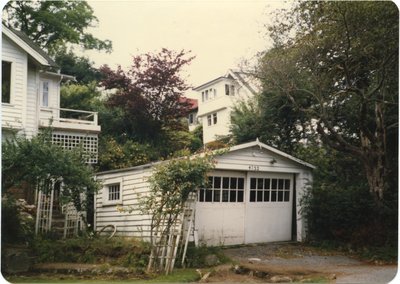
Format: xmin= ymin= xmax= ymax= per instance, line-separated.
xmin=99 ymin=49 xmax=195 ymax=142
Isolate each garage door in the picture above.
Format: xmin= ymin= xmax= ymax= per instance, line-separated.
xmin=244 ymin=173 xmax=293 ymax=244
xmin=195 ymin=172 xmax=246 ymax=246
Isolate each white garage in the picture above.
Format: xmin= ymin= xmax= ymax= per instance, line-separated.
xmin=195 ymin=140 xmax=314 ymax=246
xmin=94 ymin=140 xmax=314 ymax=246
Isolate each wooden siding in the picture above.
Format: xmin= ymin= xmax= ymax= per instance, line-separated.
xmin=95 ymin=167 xmax=154 ymax=239
xmin=214 ymin=146 xmax=306 ymax=173
xmin=25 ymin=65 xmax=38 ymax=137
xmin=2 ymin=35 xmax=26 ymax=130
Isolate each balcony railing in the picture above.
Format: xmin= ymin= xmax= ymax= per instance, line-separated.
xmin=39 ymin=107 xmax=101 ymax=132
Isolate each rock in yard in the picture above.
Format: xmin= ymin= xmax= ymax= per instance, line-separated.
xmin=248 ymin=257 xmax=261 ymax=263
xmin=232 ymin=265 xmax=250 ymax=275
xmin=270 ymin=275 xmax=293 ymax=283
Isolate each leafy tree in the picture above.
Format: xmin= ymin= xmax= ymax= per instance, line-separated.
xmin=259 ymin=1 xmax=398 ymax=205
xmin=99 ymin=48 xmax=195 ymax=144
xmin=2 ymin=130 xmax=99 ymax=219
xmin=3 ymin=0 xmax=112 ymax=56
xmin=55 ymin=50 xmax=102 ymax=84
xmin=60 ymin=82 xmax=100 ymax=112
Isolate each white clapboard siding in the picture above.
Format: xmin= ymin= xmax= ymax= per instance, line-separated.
xmin=25 ymin=65 xmax=39 ymax=137
xmin=2 ymin=35 xmax=26 ymax=130
xmin=214 ymin=146 xmax=304 ymax=173
xmin=95 ymin=166 xmax=154 ymax=239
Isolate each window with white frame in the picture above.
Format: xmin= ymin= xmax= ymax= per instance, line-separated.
xmin=2 ymin=61 xmax=11 ymax=104
xmin=225 ymin=84 xmax=235 ymax=96
xmin=108 ymin=184 xmax=120 ymax=201
xmin=189 ymin=113 xmax=195 ymax=125
xmin=41 ymin=81 xmax=49 ymax=107
xmin=249 ymin=178 xmax=290 ymax=202
xmin=102 ymin=178 xmax=123 ymax=205
xmin=199 ymin=176 xmax=245 ymax=203
xmin=207 ymin=112 xmax=217 ymax=126
xmin=201 ymin=88 xmax=216 ymax=102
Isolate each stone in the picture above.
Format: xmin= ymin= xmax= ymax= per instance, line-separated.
xmin=248 ymin=257 xmax=261 ymax=263
xmin=270 ymin=275 xmax=293 ymax=283
xmin=2 ymin=248 xmax=32 ymax=273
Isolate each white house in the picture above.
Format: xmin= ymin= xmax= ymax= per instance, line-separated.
xmin=94 ymin=140 xmax=314 ymax=246
xmin=193 ymin=69 xmax=259 ymax=144
xmin=2 ymin=24 xmax=101 ymax=236
xmin=1 ymin=24 xmax=100 ymax=163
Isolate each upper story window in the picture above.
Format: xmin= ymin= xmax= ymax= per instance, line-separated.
xmin=201 ymin=88 xmax=217 ymax=102
xmin=207 ymin=112 xmax=217 ymax=126
xmin=2 ymin=61 xmax=12 ymax=103
xmin=225 ymin=84 xmax=235 ymax=96
xmin=41 ymin=81 xmax=49 ymax=107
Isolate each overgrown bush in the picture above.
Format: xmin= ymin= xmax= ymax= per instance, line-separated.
xmin=1 ymin=196 xmax=34 ymax=245
xmin=300 ymin=146 xmax=397 ymax=248
xmin=31 ymin=236 xmax=150 ymax=267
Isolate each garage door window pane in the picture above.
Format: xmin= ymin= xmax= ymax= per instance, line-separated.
xmin=222 ymin=190 xmax=229 ymax=202
xmin=199 ymin=189 xmax=205 ymax=202
xmin=250 ymin=190 xmax=256 ymax=202
xmin=265 ymin=179 xmax=270 ymax=189
xmin=278 ymin=191 xmax=284 ymax=202
xmin=205 ymin=189 xmax=213 ymax=202
xmin=271 ymin=190 xmax=277 ymax=201
xmin=238 ymin=178 xmax=244 ymax=189
xmin=230 ymin=177 xmax=237 ymax=189
xmin=223 ymin=177 xmax=230 ymax=189
xmin=230 ymin=190 xmax=237 ymax=202
xmin=213 ymin=189 xmax=221 ymax=202
xmin=264 ymin=190 xmax=270 ymax=201
xmin=284 ymin=191 xmax=290 ymax=202
xmin=214 ymin=176 xmax=221 ymax=188
xmin=237 ymin=191 xmax=244 ymax=202
xmin=257 ymin=190 xmax=263 ymax=201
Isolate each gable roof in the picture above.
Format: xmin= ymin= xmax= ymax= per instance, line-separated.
xmin=2 ymin=24 xmax=58 ymax=69
xmin=96 ymin=139 xmax=315 ymax=176
xmin=226 ymin=139 xmax=316 ymax=169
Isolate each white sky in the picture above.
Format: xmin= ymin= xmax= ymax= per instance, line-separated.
xmin=82 ymin=0 xmax=290 ymax=98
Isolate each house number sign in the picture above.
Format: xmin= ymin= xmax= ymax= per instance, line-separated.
xmin=248 ymin=165 xmax=260 ymax=171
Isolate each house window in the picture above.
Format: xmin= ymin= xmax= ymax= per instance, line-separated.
xmin=41 ymin=81 xmax=49 ymax=107
xmin=188 ymin=113 xmax=195 ymax=124
xmin=108 ymin=184 xmax=120 ymax=201
xmin=2 ymin=61 xmax=11 ymax=103
xmin=225 ymin=84 xmax=235 ymax=96
xmin=102 ymin=177 xmax=123 ymax=206
xmin=207 ymin=112 xmax=217 ymax=126
xmin=202 ymin=92 xmax=205 ymax=102
xmin=199 ymin=176 xmax=245 ymax=203
xmin=212 ymin=113 xmax=217 ymax=124
xmin=249 ymin=178 xmax=290 ymax=202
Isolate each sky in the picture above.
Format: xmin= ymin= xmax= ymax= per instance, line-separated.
xmin=82 ymin=0 xmax=291 ymax=98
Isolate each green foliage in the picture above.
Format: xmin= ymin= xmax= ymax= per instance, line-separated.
xmin=1 ymin=196 xmax=34 ymax=245
xmin=300 ymin=145 xmax=397 ymax=247
xmin=31 ymin=236 xmax=150 ymax=267
xmin=2 ymin=130 xmax=99 ymax=214
xmin=260 ymin=1 xmax=398 ymax=203
xmin=55 ymin=51 xmax=102 ymax=84
xmin=60 ymin=82 xmax=100 ymax=112
xmin=3 ymin=1 xmax=112 ymax=56
xmin=97 ymin=137 xmax=156 ymax=171
xmin=180 ymin=245 xmax=231 ymax=268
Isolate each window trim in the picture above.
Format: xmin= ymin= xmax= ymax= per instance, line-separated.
xmin=102 ymin=177 xmax=123 ymax=206
xmin=40 ymin=80 xmax=50 ymax=107
xmin=2 ymin=61 xmax=12 ymax=104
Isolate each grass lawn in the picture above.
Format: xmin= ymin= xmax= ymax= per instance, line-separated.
xmin=5 ymin=269 xmax=200 ymax=283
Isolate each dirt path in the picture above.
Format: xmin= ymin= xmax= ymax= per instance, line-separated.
xmin=214 ymin=242 xmax=397 ymax=283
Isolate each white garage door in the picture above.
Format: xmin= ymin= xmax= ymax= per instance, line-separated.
xmin=245 ymin=173 xmax=293 ymax=244
xmin=196 ymin=172 xmax=294 ymax=246
xmin=195 ymin=172 xmax=246 ymax=246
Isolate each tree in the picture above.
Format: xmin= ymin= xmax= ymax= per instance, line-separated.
xmin=121 ymin=154 xmax=214 ymax=274
xmin=99 ymin=49 xmax=195 ymax=143
xmin=259 ymin=1 xmax=398 ymax=206
xmin=55 ymin=50 xmax=102 ymax=84
xmin=3 ymin=1 xmax=112 ymax=55
xmin=2 ymin=130 xmax=99 ymax=219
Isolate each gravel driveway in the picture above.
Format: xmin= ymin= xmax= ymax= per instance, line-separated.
xmin=222 ymin=242 xmax=397 ymax=283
